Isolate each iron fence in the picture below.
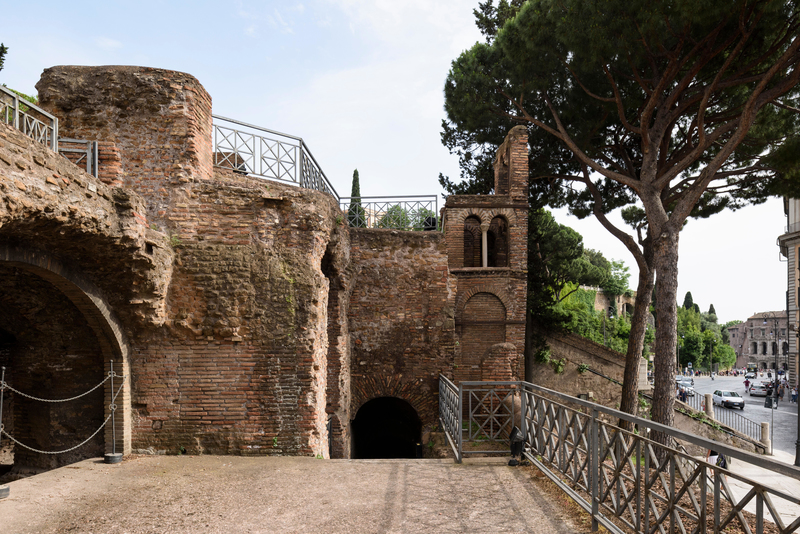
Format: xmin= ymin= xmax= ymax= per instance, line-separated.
xmin=212 ymin=114 xmax=338 ymax=201
xmin=713 ymin=404 xmax=763 ymax=443
xmin=439 ymin=377 xmax=800 ymax=534
xmin=679 ymin=393 xmax=763 ymax=443
xmin=0 ymin=85 xmax=57 ymax=151
xmin=339 ymin=196 xmax=439 ymax=231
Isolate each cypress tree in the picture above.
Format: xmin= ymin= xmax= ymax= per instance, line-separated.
xmin=708 ymin=304 xmax=716 ymax=315
xmin=0 ymin=44 xmax=7 ymax=73
xmin=683 ymin=292 xmax=694 ymax=311
xmin=347 ymin=169 xmax=366 ymax=227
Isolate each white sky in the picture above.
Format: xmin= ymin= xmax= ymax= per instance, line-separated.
xmin=0 ymin=0 xmax=787 ymax=325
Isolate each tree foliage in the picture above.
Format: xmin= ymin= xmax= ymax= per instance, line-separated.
xmin=442 ymin=0 xmax=800 ymax=432
xmin=0 ymin=43 xmax=7 ymax=73
xmin=683 ymin=292 xmax=695 ymax=311
xmin=347 ymin=169 xmax=366 ymax=228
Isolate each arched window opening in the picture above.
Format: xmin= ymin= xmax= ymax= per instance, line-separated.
xmin=761 ymin=342 xmax=768 ymax=355
xmin=487 ymin=216 xmax=509 ymax=267
xmin=351 ymin=397 xmax=422 ymax=459
xmin=751 ymin=342 xmax=758 ymax=355
xmin=463 ymin=216 xmax=482 ymax=268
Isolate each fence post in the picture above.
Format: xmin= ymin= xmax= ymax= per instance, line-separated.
xmin=761 ymin=422 xmax=772 ymax=455
xmin=704 ymin=393 xmax=714 ymax=420
xmin=591 ymin=407 xmax=599 ymax=532
xmin=0 ymin=367 xmax=8 ymax=500
xmin=457 ymin=382 xmax=463 ymax=463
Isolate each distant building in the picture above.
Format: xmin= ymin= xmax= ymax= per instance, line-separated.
xmin=727 ymin=311 xmax=789 ymax=372
xmin=778 ymin=197 xmax=800 ymax=385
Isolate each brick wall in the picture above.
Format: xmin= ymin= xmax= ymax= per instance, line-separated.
xmin=37 ymin=66 xmax=214 ymax=221
xmin=347 ymin=228 xmax=457 ymax=434
xmin=129 ymin=173 xmax=343 ymax=457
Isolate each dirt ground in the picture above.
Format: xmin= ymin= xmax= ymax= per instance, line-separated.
xmin=0 ymin=454 xmax=598 ymax=534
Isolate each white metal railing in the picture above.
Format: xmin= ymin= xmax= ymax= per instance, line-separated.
xmin=0 ymin=85 xmax=57 ymax=151
xmin=340 ymin=196 xmax=439 ymax=231
xmin=212 ymin=114 xmax=339 ymax=201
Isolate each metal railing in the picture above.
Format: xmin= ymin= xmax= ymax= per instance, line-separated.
xmin=58 ymin=138 xmax=98 ymax=178
xmin=0 ymin=85 xmax=58 ymax=151
xmin=713 ymin=405 xmax=763 ymax=442
xmin=212 ymin=114 xmax=339 ymax=201
xmin=680 ymin=394 xmax=762 ymax=442
xmin=439 ymin=377 xmax=800 ymax=534
xmin=339 ymin=196 xmax=439 ymax=231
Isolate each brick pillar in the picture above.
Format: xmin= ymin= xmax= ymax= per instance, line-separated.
xmin=36 ymin=66 xmax=213 ymax=221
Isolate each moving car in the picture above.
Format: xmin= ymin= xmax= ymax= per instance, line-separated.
xmin=713 ymin=390 xmax=745 ymax=409
xmin=745 ymin=372 xmax=756 ymax=379
xmin=749 ymin=382 xmax=769 ymax=397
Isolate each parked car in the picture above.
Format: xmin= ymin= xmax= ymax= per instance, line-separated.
xmin=712 ymin=390 xmax=745 ymax=409
xmin=749 ymin=382 xmax=769 ymax=397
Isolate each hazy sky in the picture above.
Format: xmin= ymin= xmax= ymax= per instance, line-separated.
xmin=1 ymin=1 xmax=787 ymax=324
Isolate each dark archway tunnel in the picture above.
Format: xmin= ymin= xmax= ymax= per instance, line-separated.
xmin=351 ymin=397 xmax=422 ymax=459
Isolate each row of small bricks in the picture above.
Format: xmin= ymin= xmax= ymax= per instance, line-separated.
xmin=0 ymin=362 xmax=125 ymax=500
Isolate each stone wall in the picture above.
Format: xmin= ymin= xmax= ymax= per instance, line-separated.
xmin=532 ymin=331 xmax=644 ymax=409
xmin=347 ymin=228 xmax=456 ymax=434
xmin=0 ymin=121 xmax=173 ymax=469
xmin=129 ymin=172 xmax=344 ymax=457
xmin=37 ymin=66 xmax=214 ymax=221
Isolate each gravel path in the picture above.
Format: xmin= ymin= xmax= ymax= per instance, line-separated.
xmin=1 ymin=455 xmax=579 ymax=533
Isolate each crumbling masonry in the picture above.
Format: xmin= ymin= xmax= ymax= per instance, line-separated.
xmin=0 ymin=66 xmax=529 ymax=469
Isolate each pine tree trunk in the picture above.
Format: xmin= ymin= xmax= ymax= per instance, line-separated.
xmin=618 ymin=253 xmax=654 ymax=428
xmin=650 ymin=228 xmax=680 ymax=449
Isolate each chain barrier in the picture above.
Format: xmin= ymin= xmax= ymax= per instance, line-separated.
xmin=0 ymin=372 xmax=114 ymax=403
xmin=0 ymin=364 xmax=125 ymax=456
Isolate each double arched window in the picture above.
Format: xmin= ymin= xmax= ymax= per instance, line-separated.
xmin=463 ymin=215 xmax=509 ymax=268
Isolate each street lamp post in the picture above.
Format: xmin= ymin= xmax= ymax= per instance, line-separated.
xmin=764 ymin=312 xmax=780 ymax=449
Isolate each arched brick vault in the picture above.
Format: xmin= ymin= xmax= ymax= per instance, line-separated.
xmin=452 ymin=208 xmax=517 ymax=228
xmin=454 ymin=285 xmax=514 ymax=323
xmin=350 ymin=375 xmax=436 ymax=428
xmin=0 ymin=246 xmax=132 ymax=455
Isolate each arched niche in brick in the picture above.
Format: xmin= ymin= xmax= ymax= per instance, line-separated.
xmin=463 ymin=216 xmax=482 ymax=268
xmin=455 ymin=291 xmax=508 ymax=381
xmin=0 ymin=246 xmax=131 ymax=463
xmin=487 ymin=216 xmax=509 ymax=267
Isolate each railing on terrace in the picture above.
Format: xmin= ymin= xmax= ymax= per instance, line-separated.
xmin=340 ymin=196 xmax=439 ymax=231
xmin=439 ymin=376 xmax=800 ymax=534
xmin=212 ymin=114 xmax=339 ymax=201
xmin=0 ymin=85 xmax=57 ymax=151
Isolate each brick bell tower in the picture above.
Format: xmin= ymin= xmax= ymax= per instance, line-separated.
xmin=442 ymin=126 xmax=529 ymax=383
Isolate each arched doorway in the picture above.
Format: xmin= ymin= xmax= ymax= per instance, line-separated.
xmin=351 ymin=397 xmax=422 ymax=459
xmin=0 ymin=250 xmax=130 ymax=476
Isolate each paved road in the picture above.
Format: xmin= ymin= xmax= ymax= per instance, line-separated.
xmin=0 ymin=456 xmax=583 ymax=534
xmin=686 ymin=375 xmax=799 ymax=456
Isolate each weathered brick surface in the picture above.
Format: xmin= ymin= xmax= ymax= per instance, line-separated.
xmin=37 ymin=66 xmax=214 ymax=221
xmin=129 ymin=173 xmax=344 ymax=457
xmin=347 ymin=229 xmax=457 ymax=435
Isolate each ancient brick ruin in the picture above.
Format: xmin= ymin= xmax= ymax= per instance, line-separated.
xmin=0 ymin=66 xmax=531 ymax=471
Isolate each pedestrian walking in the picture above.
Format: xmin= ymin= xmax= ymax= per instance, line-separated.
xmin=792 ymin=387 xmax=797 ymax=403
xmin=780 ymin=383 xmax=785 ymax=401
